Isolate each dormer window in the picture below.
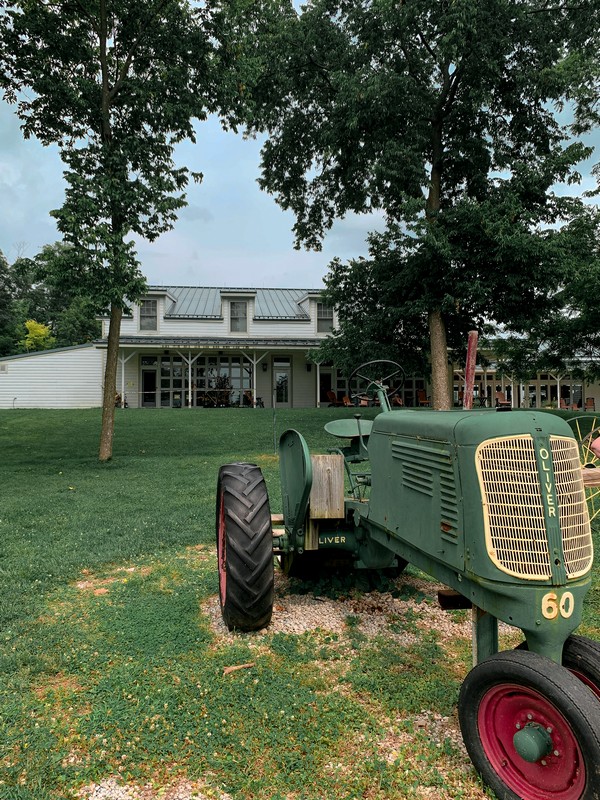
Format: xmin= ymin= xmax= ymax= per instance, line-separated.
xmin=140 ymin=299 xmax=158 ymax=331
xmin=230 ymin=301 xmax=247 ymax=333
xmin=317 ymin=303 xmax=333 ymax=333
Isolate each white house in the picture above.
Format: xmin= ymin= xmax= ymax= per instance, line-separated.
xmin=0 ymin=286 xmax=347 ymax=410
xmin=102 ymin=286 xmax=341 ymax=409
xmin=1 ymin=284 xmax=598 ymax=411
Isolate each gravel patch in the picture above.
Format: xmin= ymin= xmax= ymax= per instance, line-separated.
xmin=202 ymin=570 xmax=474 ymax=645
xmin=78 ymin=777 xmax=232 ymax=800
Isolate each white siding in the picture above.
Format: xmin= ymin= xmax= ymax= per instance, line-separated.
xmin=0 ymin=346 xmax=104 ymax=409
xmin=116 ymin=353 xmax=140 ymax=408
xmin=118 ymin=298 xmax=334 ymax=341
xmin=292 ymin=352 xmax=316 ymax=408
xmin=255 ymin=364 xmax=271 ymax=406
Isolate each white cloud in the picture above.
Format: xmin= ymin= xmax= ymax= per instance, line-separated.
xmin=0 ymin=101 xmax=597 ymax=286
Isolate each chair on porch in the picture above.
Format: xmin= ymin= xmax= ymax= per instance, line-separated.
xmin=417 ymin=389 xmax=430 ymax=407
xmin=342 ymin=395 xmax=354 ymax=407
xmin=327 ymin=390 xmax=343 ymax=407
xmin=243 ymin=391 xmax=264 ymax=408
xmin=586 ymin=397 xmax=596 ymax=411
xmin=560 ymin=398 xmax=577 ymax=411
xmin=495 ymin=391 xmax=511 ymax=408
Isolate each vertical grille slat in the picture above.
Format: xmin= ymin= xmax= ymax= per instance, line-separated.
xmin=550 ymin=437 xmax=594 ymax=578
xmin=476 ymin=435 xmax=593 ymax=580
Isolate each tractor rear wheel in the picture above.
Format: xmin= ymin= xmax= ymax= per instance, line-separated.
xmin=216 ymin=463 xmax=274 ymax=631
xmin=517 ymin=635 xmax=600 ymax=700
xmin=567 ymin=416 xmax=600 ymax=521
xmin=563 ymin=635 xmax=600 ymax=700
xmin=458 ymin=649 xmax=600 ymax=800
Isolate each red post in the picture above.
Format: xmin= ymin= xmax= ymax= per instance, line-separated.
xmin=463 ymin=330 xmax=478 ymax=410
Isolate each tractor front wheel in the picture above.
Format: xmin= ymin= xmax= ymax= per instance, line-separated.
xmin=216 ymin=463 xmax=274 ymax=631
xmin=458 ymin=649 xmax=600 ymax=800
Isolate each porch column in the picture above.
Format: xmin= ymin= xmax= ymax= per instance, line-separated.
xmin=316 ymin=361 xmax=321 ymax=407
xmin=241 ymin=351 xmax=268 ymax=406
xmin=176 ymin=350 xmax=201 ymax=408
xmin=549 ymin=373 xmax=563 ymax=409
xmin=118 ymin=350 xmax=136 ymax=407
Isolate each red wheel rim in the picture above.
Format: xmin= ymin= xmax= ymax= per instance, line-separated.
xmin=478 ymin=683 xmax=585 ymax=799
xmin=217 ymin=492 xmax=227 ymax=606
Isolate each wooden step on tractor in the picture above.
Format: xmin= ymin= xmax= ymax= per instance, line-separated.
xmin=216 ymin=360 xmax=600 ymax=800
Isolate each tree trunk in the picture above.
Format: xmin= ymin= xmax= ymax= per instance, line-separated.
xmin=99 ymin=303 xmax=123 ymax=462
xmin=425 ymin=115 xmax=451 ymax=410
xmin=429 ymin=309 xmax=451 ymax=410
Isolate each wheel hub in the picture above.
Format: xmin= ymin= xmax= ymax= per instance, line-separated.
xmin=513 ymin=722 xmax=553 ymax=763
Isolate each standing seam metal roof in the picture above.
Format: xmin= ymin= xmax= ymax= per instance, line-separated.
xmin=153 ymin=286 xmax=317 ymax=320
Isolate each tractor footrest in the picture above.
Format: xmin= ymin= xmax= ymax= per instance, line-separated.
xmin=438 ymin=589 xmax=472 ymax=610
xmin=272 ymin=526 xmax=286 ymax=555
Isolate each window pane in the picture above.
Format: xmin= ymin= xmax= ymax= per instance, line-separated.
xmin=317 ymin=303 xmax=333 ymax=333
xmin=230 ymin=301 xmax=247 ymax=333
xmin=275 ymin=372 xmax=289 ymax=403
xmin=140 ymin=299 xmax=157 ymax=331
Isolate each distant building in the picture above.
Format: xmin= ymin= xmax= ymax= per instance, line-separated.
xmin=1 ymin=285 xmax=598 ymax=411
xmin=0 ymin=286 xmax=342 ymax=409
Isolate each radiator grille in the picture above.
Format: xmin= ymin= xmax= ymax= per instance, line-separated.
xmin=550 ymin=437 xmax=593 ymax=578
xmin=476 ymin=435 xmax=592 ymax=580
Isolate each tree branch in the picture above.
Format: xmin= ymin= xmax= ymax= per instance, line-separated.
xmin=109 ymin=0 xmax=171 ymax=101
xmin=72 ymin=0 xmax=100 ymax=36
xmin=415 ymin=25 xmax=437 ymax=60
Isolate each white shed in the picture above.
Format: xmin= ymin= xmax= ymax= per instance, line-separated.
xmin=0 ymin=344 xmax=104 ymax=409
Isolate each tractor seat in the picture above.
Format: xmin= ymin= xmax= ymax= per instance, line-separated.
xmin=324 ymin=418 xmax=373 ymax=440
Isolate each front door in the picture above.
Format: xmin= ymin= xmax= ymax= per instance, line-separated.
xmin=319 ymin=371 xmax=333 ymax=404
xmin=142 ymin=370 xmax=157 ymax=407
xmin=274 ymin=367 xmax=291 ymax=407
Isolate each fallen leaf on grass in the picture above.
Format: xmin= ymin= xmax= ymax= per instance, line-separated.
xmin=223 ymin=662 xmax=255 ymax=676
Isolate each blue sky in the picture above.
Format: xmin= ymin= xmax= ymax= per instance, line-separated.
xmin=0 ymin=101 xmax=598 ymax=290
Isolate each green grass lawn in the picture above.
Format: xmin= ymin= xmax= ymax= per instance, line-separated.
xmin=0 ymin=408 xmax=598 ymax=800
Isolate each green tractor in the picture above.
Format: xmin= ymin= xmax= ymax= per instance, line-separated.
xmin=216 ymin=360 xmax=600 ymax=800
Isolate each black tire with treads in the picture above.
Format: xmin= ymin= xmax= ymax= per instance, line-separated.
xmin=216 ymin=463 xmax=274 ymax=631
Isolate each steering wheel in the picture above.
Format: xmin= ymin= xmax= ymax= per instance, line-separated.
xmin=348 ymin=360 xmax=405 ymax=403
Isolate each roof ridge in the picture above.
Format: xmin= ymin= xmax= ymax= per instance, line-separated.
xmin=148 ymin=285 xmax=320 ymax=292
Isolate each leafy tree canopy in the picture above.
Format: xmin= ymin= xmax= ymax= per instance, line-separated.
xmin=18 ymin=319 xmax=56 ymax=353
xmin=0 ymin=251 xmax=16 ymax=356
xmin=491 ymin=206 xmax=600 ymax=382
xmin=0 ymin=244 xmax=103 ymax=356
xmin=217 ymin=0 xmax=600 ymax=405
xmin=0 ymin=0 xmax=220 ymax=458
